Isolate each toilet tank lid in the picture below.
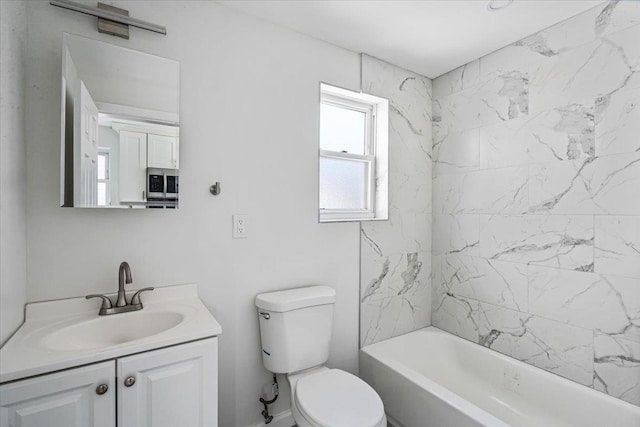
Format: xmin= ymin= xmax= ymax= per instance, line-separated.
xmin=255 ymin=286 xmax=336 ymax=312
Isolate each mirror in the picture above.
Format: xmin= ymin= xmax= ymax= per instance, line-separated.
xmin=60 ymin=33 xmax=180 ymax=209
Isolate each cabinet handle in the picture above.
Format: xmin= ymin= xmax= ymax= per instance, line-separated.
xmin=124 ymin=376 xmax=136 ymax=387
xmin=96 ymin=384 xmax=109 ymax=395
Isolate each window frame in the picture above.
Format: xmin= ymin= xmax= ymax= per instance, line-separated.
xmin=97 ymin=149 xmax=111 ymax=207
xmin=319 ymin=84 xmax=387 ymax=223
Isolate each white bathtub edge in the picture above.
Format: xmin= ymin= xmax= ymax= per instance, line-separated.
xmin=360 ymin=326 xmax=640 ymax=427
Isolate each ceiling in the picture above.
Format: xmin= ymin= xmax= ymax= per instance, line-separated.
xmin=219 ymin=0 xmax=604 ymax=78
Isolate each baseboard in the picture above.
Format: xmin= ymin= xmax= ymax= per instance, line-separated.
xmin=387 ymin=413 xmax=403 ymax=427
xmin=249 ymin=409 xmax=295 ymax=427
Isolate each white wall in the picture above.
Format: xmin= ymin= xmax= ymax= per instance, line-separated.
xmin=24 ymin=1 xmax=361 ymax=425
xmin=0 ymin=0 xmax=28 ymax=346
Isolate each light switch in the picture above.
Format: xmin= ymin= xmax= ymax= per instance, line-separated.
xmin=233 ymin=214 xmax=248 ymax=239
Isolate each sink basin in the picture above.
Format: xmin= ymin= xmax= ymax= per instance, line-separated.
xmin=0 ymin=284 xmax=223 ymax=383
xmin=42 ymin=311 xmax=184 ymax=351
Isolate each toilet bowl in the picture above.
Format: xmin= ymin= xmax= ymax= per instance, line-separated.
xmin=288 ymin=367 xmax=387 ymax=427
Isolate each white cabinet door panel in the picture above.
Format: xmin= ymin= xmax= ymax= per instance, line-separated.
xmin=0 ymin=362 xmax=115 ymax=427
xmin=147 ymin=134 xmax=178 ymax=169
xmin=117 ymin=338 xmax=217 ymax=427
xmin=119 ymin=131 xmax=147 ymax=203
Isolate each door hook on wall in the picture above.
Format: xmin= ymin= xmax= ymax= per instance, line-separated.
xmin=209 ymin=182 xmax=221 ymax=196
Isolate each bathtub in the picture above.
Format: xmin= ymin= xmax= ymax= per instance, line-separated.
xmin=360 ymin=327 xmax=640 ymax=427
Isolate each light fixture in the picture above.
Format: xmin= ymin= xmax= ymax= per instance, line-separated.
xmin=49 ymin=0 xmax=166 ymax=37
xmin=486 ymin=0 xmax=514 ymax=12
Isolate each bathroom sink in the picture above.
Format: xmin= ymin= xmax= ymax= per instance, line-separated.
xmin=42 ymin=311 xmax=184 ymax=351
xmin=0 ymin=284 xmax=222 ymax=383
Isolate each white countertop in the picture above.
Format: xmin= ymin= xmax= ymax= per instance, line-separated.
xmin=0 ymin=284 xmax=222 ymax=383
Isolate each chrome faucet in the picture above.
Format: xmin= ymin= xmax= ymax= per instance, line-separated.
xmin=86 ymin=262 xmax=154 ymax=315
xmin=116 ymin=261 xmax=133 ymax=307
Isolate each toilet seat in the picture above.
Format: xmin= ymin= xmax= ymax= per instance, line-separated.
xmin=294 ymin=369 xmax=385 ymax=427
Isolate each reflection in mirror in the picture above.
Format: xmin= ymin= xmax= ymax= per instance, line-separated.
xmin=61 ymin=33 xmax=180 ymax=209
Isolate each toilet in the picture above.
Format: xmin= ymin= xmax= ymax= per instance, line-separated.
xmin=255 ymin=286 xmax=387 ymax=427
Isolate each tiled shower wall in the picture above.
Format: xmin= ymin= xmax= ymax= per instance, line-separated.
xmin=431 ymin=1 xmax=640 ymax=406
xmin=359 ymin=55 xmax=433 ymax=346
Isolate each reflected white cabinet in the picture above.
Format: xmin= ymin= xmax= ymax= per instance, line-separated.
xmin=119 ymin=130 xmax=147 ymax=203
xmin=147 ymin=134 xmax=179 ymax=169
xmin=0 ymin=361 xmax=115 ymax=427
xmin=0 ymin=338 xmax=217 ymax=427
xmin=118 ymin=338 xmax=217 ymax=427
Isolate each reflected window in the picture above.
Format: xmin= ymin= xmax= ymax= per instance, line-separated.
xmin=97 ymin=150 xmax=110 ymax=206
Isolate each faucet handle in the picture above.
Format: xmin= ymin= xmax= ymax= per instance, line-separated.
xmin=86 ymin=294 xmax=113 ymax=312
xmin=130 ymin=287 xmax=155 ymax=305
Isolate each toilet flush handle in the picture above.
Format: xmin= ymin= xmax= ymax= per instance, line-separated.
xmin=259 ymin=311 xmax=270 ymax=320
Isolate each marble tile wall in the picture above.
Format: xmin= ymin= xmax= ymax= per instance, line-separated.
xmin=431 ymin=1 xmax=640 ymax=406
xmin=359 ymin=55 xmax=433 ymax=347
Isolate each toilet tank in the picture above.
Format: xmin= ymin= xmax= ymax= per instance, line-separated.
xmin=255 ymin=286 xmax=336 ymax=374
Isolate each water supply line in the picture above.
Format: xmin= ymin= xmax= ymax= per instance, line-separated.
xmin=259 ymin=374 xmax=279 ymax=424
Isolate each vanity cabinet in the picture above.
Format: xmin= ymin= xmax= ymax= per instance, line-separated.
xmin=0 ymin=338 xmax=218 ymax=427
xmin=0 ymin=361 xmax=115 ymax=427
xmin=147 ymin=134 xmax=179 ymax=169
xmin=118 ymin=338 xmax=217 ymax=427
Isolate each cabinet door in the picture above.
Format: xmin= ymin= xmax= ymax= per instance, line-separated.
xmin=119 ymin=131 xmax=147 ymax=203
xmin=0 ymin=361 xmax=115 ymax=427
xmin=147 ymin=134 xmax=178 ymax=169
xmin=117 ymin=338 xmax=217 ymax=427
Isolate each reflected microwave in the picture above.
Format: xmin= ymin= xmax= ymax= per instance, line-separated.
xmin=147 ymin=168 xmax=178 ymax=200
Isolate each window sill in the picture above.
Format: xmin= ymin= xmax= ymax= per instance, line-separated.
xmin=319 ymin=211 xmax=388 ymax=223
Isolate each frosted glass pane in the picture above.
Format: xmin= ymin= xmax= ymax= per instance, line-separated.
xmin=97 ymin=182 xmax=107 ymax=206
xmin=320 ymin=157 xmax=367 ymax=210
xmin=320 ymin=103 xmax=365 ymax=154
xmin=97 ymin=154 xmax=106 ymax=180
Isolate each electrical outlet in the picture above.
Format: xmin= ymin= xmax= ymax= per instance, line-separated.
xmin=233 ymin=214 xmax=248 ymax=239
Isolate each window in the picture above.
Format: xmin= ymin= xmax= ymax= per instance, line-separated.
xmin=97 ymin=150 xmax=110 ymax=206
xmin=319 ymin=83 xmax=389 ymax=222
